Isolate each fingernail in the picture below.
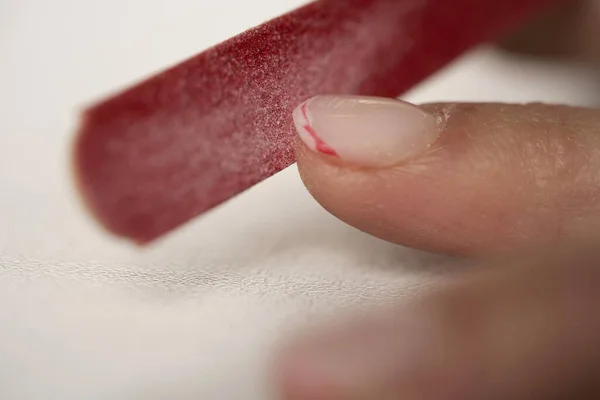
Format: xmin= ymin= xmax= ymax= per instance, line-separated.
xmin=279 ymin=315 xmax=434 ymax=399
xmin=292 ymin=95 xmax=442 ymax=168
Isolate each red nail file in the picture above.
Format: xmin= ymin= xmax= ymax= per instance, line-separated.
xmin=74 ymin=0 xmax=560 ymax=244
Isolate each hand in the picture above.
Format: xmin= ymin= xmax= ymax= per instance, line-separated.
xmin=275 ymin=96 xmax=600 ymax=399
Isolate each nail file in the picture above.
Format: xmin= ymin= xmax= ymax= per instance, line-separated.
xmin=74 ymin=0 xmax=560 ymax=244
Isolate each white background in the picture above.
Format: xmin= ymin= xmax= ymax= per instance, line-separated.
xmin=0 ymin=1 xmax=598 ymax=399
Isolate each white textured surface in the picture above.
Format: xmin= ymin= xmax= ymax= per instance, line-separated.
xmin=0 ymin=1 xmax=598 ymax=399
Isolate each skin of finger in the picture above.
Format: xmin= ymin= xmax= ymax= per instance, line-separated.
xmin=498 ymin=0 xmax=585 ymax=57
xmin=296 ymin=103 xmax=600 ymax=257
xmin=278 ymin=247 xmax=600 ymax=399
xmin=395 ymin=248 xmax=600 ymax=399
xmin=499 ymin=0 xmax=600 ymax=65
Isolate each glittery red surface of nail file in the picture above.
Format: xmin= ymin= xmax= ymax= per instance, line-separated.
xmin=300 ymin=102 xmax=338 ymax=157
xmin=74 ymin=0 xmax=562 ymax=243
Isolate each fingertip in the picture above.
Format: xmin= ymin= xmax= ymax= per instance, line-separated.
xmin=294 ymin=100 xmax=600 ymax=256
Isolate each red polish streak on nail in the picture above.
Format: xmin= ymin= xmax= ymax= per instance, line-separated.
xmin=300 ymin=103 xmax=339 ymax=157
xmin=74 ymin=0 xmax=562 ymax=243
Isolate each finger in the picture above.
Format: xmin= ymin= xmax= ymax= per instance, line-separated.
xmin=293 ymin=96 xmax=600 ymax=256
xmin=277 ymin=246 xmax=600 ymax=400
xmin=499 ymin=0 xmax=600 ymax=64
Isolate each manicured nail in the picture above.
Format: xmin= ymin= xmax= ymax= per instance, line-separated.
xmin=292 ymin=95 xmax=442 ymax=167
xmin=279 ymin=315 xmax=436 ymax=399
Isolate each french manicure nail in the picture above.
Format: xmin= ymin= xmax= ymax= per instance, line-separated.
xmin=280 ymin=315 xmax=432 ymax=399
xmin=292 ymin=95 xmax=442 ymax=168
